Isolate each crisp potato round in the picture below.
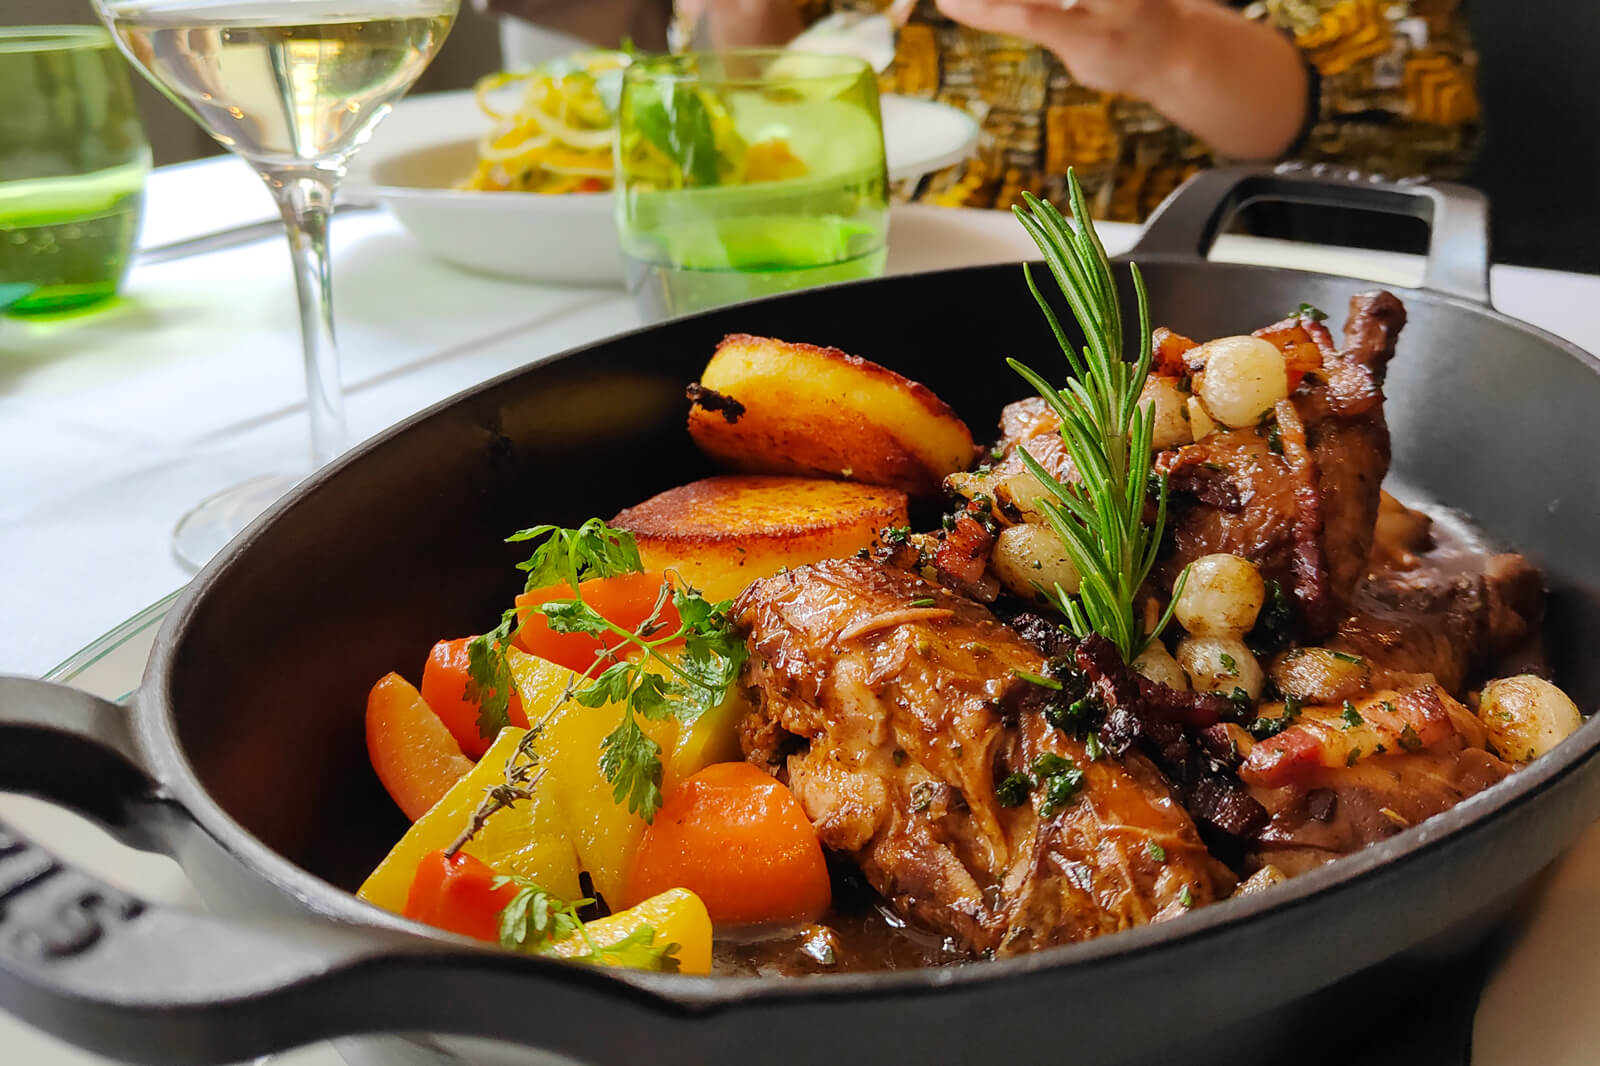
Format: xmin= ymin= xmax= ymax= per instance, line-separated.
xmin=1194 ymin=335 xmax=1289 ymax=428
xmin=1479 ymin=675 xmax=1583 ymax=763
xmin=1174 ymin=553 xmax=1266 ymax=637
xmin=612 ymin=475 xmax=909 ymax=603
xmin=687 ymin=334 xmax=975 ymax=497
xmin=1177 ymin=635 xmax=1264 ymax=699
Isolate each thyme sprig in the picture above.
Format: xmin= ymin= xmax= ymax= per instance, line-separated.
xmin=1007 ymin=172 xmax=1179 ymax=663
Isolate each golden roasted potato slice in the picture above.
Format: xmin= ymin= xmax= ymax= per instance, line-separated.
xmin=687 ymin=334 xmax=975 ymax=497
xmin=612 ymin=475 xmax=909 ymax=602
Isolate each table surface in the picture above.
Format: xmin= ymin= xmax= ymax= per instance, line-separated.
xmin=3 ymin=151 xmax=1600 ymax=1066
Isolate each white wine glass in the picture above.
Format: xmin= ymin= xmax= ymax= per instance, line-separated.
xmin=92 ymin=0 xmax=460 ymax=570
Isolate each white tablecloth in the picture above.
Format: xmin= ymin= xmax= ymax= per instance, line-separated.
xmin=3 ymin=155 xmax=1600 ymax=1066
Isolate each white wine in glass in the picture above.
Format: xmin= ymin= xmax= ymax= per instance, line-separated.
xmin=93 ymin=0 xmax=459 ymax=570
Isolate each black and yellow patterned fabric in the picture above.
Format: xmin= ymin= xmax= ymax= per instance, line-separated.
xmin=801 ymin=0 xmax=1478 ymax=222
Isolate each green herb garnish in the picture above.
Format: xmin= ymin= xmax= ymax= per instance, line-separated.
xmin=908 ymin=597 xmax=937 ymax=608
xmin=1014 ymin=669 xmax=1063 ymax=690
xmin=1341 ymin=701 xmax=1365 ymax=729
xmin=496 ymin=875 xmax=680 ymax=971
xmin=1006 ymin=173 xmax=1178 ymax=663
xmin=1296 ymin=302 xmax=1329 ymax=323
xmin=474 ymin=520 xmax=747 ymax=822
xmin=1147 ymin=841 xmax=1167 ymax=863
xmin=1247 ymin=695 xmax=1302 ymax=740
xmin=1328 ymin=650 xmax=1365 ymax=664
xmin=997 ymin=771 xmax=1032 ymax=807
xmin=1031 ymin=752 xmax=1086 ymax=817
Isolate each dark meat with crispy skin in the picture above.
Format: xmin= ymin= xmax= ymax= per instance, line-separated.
xmin=1236 ymin=686 xmax=1511 ymax=872
xmin=735 ymin=558 xmax=1229 ymax=955
xmin=1155 ymin=294 xmax=1406 ymax=638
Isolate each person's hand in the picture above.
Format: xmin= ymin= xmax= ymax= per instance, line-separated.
xmin=933 ymin=0 xmax=1309 ymax=161
xmin=934 ymin=0 xmax=1190 ymax=98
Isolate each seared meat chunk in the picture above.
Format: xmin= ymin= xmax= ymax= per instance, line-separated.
xmin=735 ymin=558 xmax=1227 ymax=955
xmin=1236 ymin=686 xmax=1511 ymax=872
xmin=1157 ymin=293 xmax=1406 ymax=637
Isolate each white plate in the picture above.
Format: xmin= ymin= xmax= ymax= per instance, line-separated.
xmin=344 ymin=89 xmax=978 ymax=285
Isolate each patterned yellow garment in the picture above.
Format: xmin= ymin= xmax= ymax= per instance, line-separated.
xmin=800 ymin=0 xmax=1478 ymax=222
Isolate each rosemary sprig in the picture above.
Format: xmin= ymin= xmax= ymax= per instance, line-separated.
xmin=1007 ymin=171 xmax=1178 ymax=663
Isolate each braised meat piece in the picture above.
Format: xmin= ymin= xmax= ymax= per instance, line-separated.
xmin=1156 ymin=293 xmax=1406 ymax=638
xmin=985 ymin=293 xmax=1406 ymax=641
xmin=735 ymin=558 xmax=1228 ymax=956
xmin=1235 ymin=686 xmax=1512 ymax=873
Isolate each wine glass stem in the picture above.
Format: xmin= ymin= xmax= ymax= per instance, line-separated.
xmin=265 ymin=167 xmax=348 ymax=470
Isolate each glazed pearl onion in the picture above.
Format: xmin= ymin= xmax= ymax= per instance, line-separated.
xmin=1133 ymin=641 xmax=1189 ymax=691
xmin=1173 ymin=553 xmax=1266 ymax=637
xmin=1478 ymin=675 xmax=1583 ymax=763
xmin=990 ymin=522 xmax=1081 ymax=599
xmin=1186 ymin=396 xmax=1218 ymax=441
xmin=1194 ymin=336 xmax=1289 ymax=428
xmin=994 ymin=466 xmax=1052 ymax=518
xmin=1177 ymin=635 xmax=1264 ymax=700
xmin=1137 ymin=375 xmax=1192 ymax=450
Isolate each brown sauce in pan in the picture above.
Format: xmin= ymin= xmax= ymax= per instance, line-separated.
xmin=709 ymin=494 xmax=1543 ymax=975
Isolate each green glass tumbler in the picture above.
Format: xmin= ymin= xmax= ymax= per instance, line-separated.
xmin=0 ymin=26 xmax=150 ymax=316
xmin=615 ymin=50 xmax=888 ymax=322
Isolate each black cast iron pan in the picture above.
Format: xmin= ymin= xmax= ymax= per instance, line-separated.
xmin=3 ymin=167 xmax=1598 ymax=1066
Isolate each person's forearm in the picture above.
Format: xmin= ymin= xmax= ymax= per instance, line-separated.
xmin=1133 ymin=1 xmax=1309 ymax=160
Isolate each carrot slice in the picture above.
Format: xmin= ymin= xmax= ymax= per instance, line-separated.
xmin=421 ymin=637 xmax=529 ymax=759
xmin=628 ymin=761 xmax=830 ymax=925
xmin=513 ymin=570 xmax=681 ymax=675
xmin=366 ymin=673 xmax=475 ymax=821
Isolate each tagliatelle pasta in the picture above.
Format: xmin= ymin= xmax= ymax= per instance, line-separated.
xmin=458 ymin=52 xmax=629 ymax=195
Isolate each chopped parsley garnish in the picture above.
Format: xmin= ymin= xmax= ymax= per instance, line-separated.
xmin=1219 ymin=652 xmax=1239 ymax=675
xmin=1246 ymin=579 xmax=1294 ymax=656
xmin=1328 ymin=650 xmax=1365 ymax=664
xmin=1031 ymin=752 xmax=1086 ymax=817
xmin=1266 ymin=422 xmax=1284 ymax=455
xmin=1084 ymin=732 xmax=1105 ymax=761
xmin=1341 ymin=701 xmax=1365 ymax=729
xmin=882 ymin=525 xmax=912 ymax=546
xmin=1147 ymin=841 xmax=1167 ymax=863
xmin=908 ymin=597 xmax=937 ymax=608
xmin=1247 ymin=695 xmax=1302 ymax=740
xmin=1296 ymin=302 xmax=1329 ymax=323
xmin=1398 ymin=723 xmax=1424 ymax=752
xmin=1179 ymin=885 xmax=1195 ymax=908
xmin=1346 ymin=747 xmax=1363 ymax=767
xmin=997 ymin=772 xmax=1033 ymax=807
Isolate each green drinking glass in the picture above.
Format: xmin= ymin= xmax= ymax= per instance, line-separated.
xmin=0 ymin=25 xmax=150 ymax=316
xmin=615 ymin=50 xmax=889 ymax=322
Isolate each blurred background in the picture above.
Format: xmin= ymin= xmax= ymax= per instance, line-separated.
xmin=5 ymin=0 xmax=1595 ymax=274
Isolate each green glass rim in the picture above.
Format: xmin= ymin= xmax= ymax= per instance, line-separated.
xmin=623 ymin=49 xmax=873 ymax=88
xmin=0 ymin=25 xmax=115 ymax=54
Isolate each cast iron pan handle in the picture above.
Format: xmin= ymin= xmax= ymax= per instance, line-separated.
xmin=0 ymin=676 xmax=660 ymax=1066
xmin=1128 ymin=163 xmax=1491 ymax=307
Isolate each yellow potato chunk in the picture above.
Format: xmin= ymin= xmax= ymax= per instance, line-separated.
xmin=612 ymin=475 xmax=909 ymax=602
xmin=687 ymin=334 xmax=975 ymax=497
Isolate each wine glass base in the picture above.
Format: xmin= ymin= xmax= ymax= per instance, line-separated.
xmin=171 ymin=473 xmax=300 ymax=573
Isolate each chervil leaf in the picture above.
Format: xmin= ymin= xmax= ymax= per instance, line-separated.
xmin=539 ymin=598 xmax=610 ymax=637
xmin=466 ymin=608 xmax=520 ymax=739
xmin=590 ymin=924 xmax=682 ymax=972
xmin=510 ymin=518 xmax=643 ymax=592
xmin=599 ymin=711 xmax=664 ymax=820
xmin=574 ymin=661 xmax=638 ymax=707
xmin=493 ymin=876 xmax=590 ymax=951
